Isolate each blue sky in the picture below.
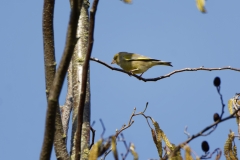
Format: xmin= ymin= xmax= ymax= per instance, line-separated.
xmin=0 ymin=0 xmax=240 ymax=159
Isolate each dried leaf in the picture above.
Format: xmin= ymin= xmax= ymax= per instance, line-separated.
xmin=233 ymin=143 xmax=238 ymax=159
xmin=151 ymin=129 xmax=157 ymax=144
xmin=122 ymin=0 xmax=132 ymax=4
xmin=184 ymin=145 xmax=194 ymax=160
xmin=228 ymin=99 xmax=234 ymax=114
xmin=130 ymin=143 xmax=139 ymax=160
xmin=224 ymin=131 xmax=237 ymax=160
xmin=111 ymin=136 xmax=119 ymax=160
xmin=169 ymin=145 xmax=182 ymax=160
xmin=151 ymin=128 xmax=162 ymax=158
xmin=161 ymin=131 xmax=173 ymax=151
xmin=196 ymin=0 xmax=206 ymax=13
xmin=152 ymin=120 xmax=173 ymax=150
xmin=89 ymin=139 xmax=103 ymax=160
xmin=99 ymin=140 xmax=111 ymax=157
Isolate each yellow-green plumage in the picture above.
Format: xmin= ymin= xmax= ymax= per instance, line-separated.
xmin=111 ymin=52 xmax=172 ymax=75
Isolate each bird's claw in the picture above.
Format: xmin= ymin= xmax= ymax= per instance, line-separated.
xmin=128 ymin=71 xmax=133 ymax=76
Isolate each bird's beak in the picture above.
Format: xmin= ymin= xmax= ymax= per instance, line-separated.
xmin=111 ymin=60 xmax=116 ymax=64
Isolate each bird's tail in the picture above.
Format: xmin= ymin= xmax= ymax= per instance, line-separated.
xmin=156 ymin=61 xmax=173 ymax=67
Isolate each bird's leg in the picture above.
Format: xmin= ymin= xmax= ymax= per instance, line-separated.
xmin=128 ymin=69 xmax=139 ymax=76
xmin=127 ymin=68 xmax=139 ymax=76
xmin=127 ymin=72 xmax=133 ymax=76
xmin=130 ymin=68 xmax=139 ymax=73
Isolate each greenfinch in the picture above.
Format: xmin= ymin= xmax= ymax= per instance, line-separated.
xmin=111 ymin=52 xmax=172 ymax=76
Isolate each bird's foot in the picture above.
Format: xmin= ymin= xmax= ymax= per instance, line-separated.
xmin=128 ymin=71 xmax=133 ymax=76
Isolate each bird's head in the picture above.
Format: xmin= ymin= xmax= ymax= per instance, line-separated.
xmin=111 ymin=53 xmax=119 ymax=64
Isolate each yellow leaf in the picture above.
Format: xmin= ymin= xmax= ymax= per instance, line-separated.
xmin=224 ymin=131 xmax=236 ymax=160
xmin=111 ymin=136 xmax=119 ymax=160
xmin=228 ymin=99 xmax=234 ymax=114
xmin=196 ymin=0 xmax=206 ymax=13
xmin=89 ymin=139 xmax=103 ymax=160
xmin=130 ymin=143 xmax=139 ymax=160
xmin=151 ymin=128 xmax=162 ymax=158
xmin=122 ymin=0 xmax=132 ymax=4
xmin=99 ymin=141 xmax=111 ymax=157
xmin=184 ymin=146 xmax=194 ymax=160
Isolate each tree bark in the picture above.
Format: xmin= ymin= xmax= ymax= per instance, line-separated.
xmin=71 ymin=0 xmax=91 ymax=159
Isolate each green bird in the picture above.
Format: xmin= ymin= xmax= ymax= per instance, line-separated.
xmin=111 ymin=52 xmax=172 ymax=76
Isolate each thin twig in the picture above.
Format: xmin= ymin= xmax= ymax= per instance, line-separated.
xmin=100 ymin=119 xmax=106 ymax=138
xmin=115 ymin=103 xmax=153 ymax=138
xmin=200 ymin=148 xmax=221 ymax=159
xmin=142 ymin=115 xmax=153 ymax=129
xmin=119 ymin=134 xmax=131 ymax=160
xmin=170 ymin=107 xmax=240 ymax=157
xmin=143 ymin=102 xmax=148 ymax=113
xmin=115 ymin=108 xmax=136 ymax=138
xmin=122 ymin=144 xmax=131 ymax=160
xmin=91 ymin=120 xmax=96 ymax=127
xmin=89 ymin=127 xmax=96 ymax=149
xmin=217 ymin=86 xmax=225 ymax=118
xmin=184 ymin=126 xmax=191 ymax=138
xmin=120 ymin=134 xmax=129 ymax=150
xmin=75 ymin=0 xmax=99 ymax=159
xmin=201 ymin=84 xmax=225 ymax=136
xmin=91 ymin=57 xmax=240 ymax=82
xmin=104 ymin=104 xmax=151 ymax=159
xmin=201 ymin=125 xmax=217 ymax=136
xmin=102 ymin=149 xmax=111 ymax=160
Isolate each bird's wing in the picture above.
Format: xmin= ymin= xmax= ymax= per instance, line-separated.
xmin=127 ymin=58 xmax=161 ymax=62
xmin=123 ymin=53 xmax=160 ymax=62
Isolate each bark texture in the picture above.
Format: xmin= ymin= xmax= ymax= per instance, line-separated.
xmin=40 ymin=0 xmax=81 ymax=159
xmin=71 ymin=0 xmax=91 ymax=159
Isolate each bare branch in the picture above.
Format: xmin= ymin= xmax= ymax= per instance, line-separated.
xmin=100 ymin=119 xmax=106 ymax=138
xmin=91 ymin=57 xmax=240 ymax=82
xmin=120 ymin=134 xmax=131 ymax=160
xmin=104 ymin=105 xmax=151 ymax=159
xmin=170 ymin=107 xmax=240 ymax=157
xmin=115 ymin=103 xmax=153 ymax=137
xmin=89 ymin=127 xmax=96 ymax=149
xmin=216 ymin=86 xmax=225 ymax=119
xmin=184 ymin=126 xmax=191 ymax=138
xmin=120 ymin=134 xmax=129 ymax=151
xmin=91 ymin=121 xmax=96 ymax=127
xmin=201 ymin=83 xmax=224 ymax=136
xmin=102 ymin=149 xmax=111 ymax=160
xmin=40 ymin=0 xmax=81 ymax=159
xmin=75 ymin=0 xmax=99 ymax=159
xmin=54 ymin=109 xmax=70 ymax=160
xmin=200 ymin=148 xmax=222 ymax=159
xmin=115 ymin=108 xmax=136 ymax=138
xmin=42 ymin=0 xmax=56 ymax=97
xmin=42 ymin=0 xmax=58 ymax=159
xmin=143 ymin=102 xmax=148 ymax=113
xmin=60 ymin=62 xmax=73 ymax=140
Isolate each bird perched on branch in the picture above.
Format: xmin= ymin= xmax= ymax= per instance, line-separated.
xmin=111 ymin=52 xmax=172 ymax=76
